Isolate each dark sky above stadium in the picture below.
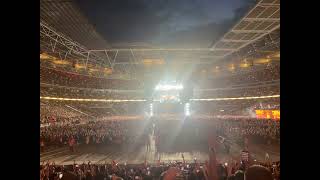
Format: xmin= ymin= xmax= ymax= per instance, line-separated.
xmin=76 ymin=0 xmax=255 ymax=48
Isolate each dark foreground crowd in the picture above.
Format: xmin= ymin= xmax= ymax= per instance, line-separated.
xmin=40 ymin=160 xmax=280 ymax=180
xmin=40 ymin=119 xmax=280 ymax=180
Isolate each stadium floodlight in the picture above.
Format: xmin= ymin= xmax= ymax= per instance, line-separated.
xmin=155 ymin=84 xmax=183 ymax=91
xmin=185 ymin=103 xmax=190 ymax=116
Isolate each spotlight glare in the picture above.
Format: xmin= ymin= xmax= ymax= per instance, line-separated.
xmin=149 ymin=103 xmax=153 ymax=117
xmin=185 ymin=103 xmax=190 ymax=116
xmin=154 ymin=84 xmax=183 ymax=91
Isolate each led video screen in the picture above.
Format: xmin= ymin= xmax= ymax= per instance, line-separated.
xmin=255 ymin=110 xmax=280 ymax=120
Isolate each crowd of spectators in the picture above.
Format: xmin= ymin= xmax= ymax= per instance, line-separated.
xmin=41 ymin=103 xmax=80 ymax=118
xmin=223 ymin=63 xmax=279 ymax=85
xmin=41 ymin=84 xmax=278 ymax=100
xmin=40 ymin=99 xmax=146 ymax=117
xmin=197 ymin=63 xmax=280 ymax=89
xmin=40 ymin=155 xmax=280 ymax=180
xmin=40 ymin=60 xmax=133 ymax=80
xmin=40 ymin=116 xmax=86 ymax=126
xmin=40 ymin=120 xmax=149 ymax=149
xmin=153 ymin=119 xmax=279 ymax=152
xmin=40 ymin=67 xmax=142 ymax=90
xmin=40 ymin=102 xmax=85 ymax=124
xmin=194 ymin=86 xmax=279 ymax=99
xmin=41 ymin=63 xmax=279 ymax=91
xmin=40 ymin=97 xmax=279 ymax=122
xmin=40 ymin=58 xmax=280 ymax=180
xmin=40 ymin=114 xmax=280 ymax=180
xmin=40 ymin=118 xmax=279 ymax=152
xmin=40 ymin=86 xmax=143 ymax=100
xmin=216 ymin=119 xmax=280 ymax=145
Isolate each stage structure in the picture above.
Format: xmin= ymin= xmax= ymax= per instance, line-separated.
xmin=144 ymin=81 xmax=194 ymax=117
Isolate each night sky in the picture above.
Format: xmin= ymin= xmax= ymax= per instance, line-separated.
xmin=76 ymin=0 xmax=255 ymax=48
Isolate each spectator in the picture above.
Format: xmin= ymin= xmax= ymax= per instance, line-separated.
xmin=245 ymin=165 xmax=273 ymax=180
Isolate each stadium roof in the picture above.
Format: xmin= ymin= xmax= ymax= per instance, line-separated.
xmin=40 ymin=0 xmax=280 ymax=79
xmin=87 ymin=0 xmax=279 ymax=66
xmin=210 ymin=0 xmax=280 ymax=59
xmin=40 ymin=0 xmax=110 ymax=49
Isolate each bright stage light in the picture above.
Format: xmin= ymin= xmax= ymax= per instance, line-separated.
xmin=155 ymin=84 xmax=183 ymax=91
xmin=150 ymin=103 xmax=153 ymax=117
xmin=184 ymin=103 xmax=190 ymax=116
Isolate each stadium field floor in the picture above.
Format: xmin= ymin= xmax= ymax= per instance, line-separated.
xmin=41 ymin=136 xmax=279 ymax=165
